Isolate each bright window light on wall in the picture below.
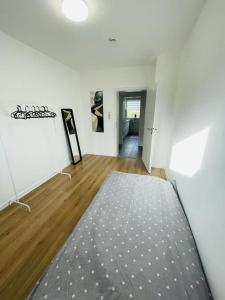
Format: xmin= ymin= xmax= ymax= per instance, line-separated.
xmin=62 ymin=0 xmax=88 ymax=22
xmin=169 ymin=128 xmax=210 ymax=177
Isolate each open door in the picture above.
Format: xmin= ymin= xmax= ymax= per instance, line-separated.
xmin=142 ymin=89 xmax=157 ymax=173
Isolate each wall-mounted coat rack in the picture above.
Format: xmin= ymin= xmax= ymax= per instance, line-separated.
xmin=11 ymin=105 xmax=56 ymax=120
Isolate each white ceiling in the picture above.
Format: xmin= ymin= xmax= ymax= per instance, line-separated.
xmin=0 ymin=0 xmax=205 ymax=70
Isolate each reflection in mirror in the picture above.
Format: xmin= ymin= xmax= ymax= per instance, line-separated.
xmin=61 ymin=108 xmax=82 ymax=165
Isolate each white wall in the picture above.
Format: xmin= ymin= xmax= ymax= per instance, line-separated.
xmin=167 ymin=1 xmax=225 ymax=299
xmin=80 ymin=66 xmax=154 ymax=156
xmin=150 ymin=52 xmax=179 ymax=168
xmin=0 ymin=31 xmax=86 ymax=209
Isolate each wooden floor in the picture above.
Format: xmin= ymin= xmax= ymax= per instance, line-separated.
xmin=0 ymin=155 xmax=166 ymax=300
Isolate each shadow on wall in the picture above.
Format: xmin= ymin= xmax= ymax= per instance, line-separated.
xmin=169 ymin=128 xmax=210 ymax=177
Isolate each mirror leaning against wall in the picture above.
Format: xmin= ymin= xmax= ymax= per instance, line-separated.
xmin=61 ymin=108 xmax=82 ymax=165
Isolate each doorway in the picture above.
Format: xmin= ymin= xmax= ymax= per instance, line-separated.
xmin=118 ymin=90 xmax=146 ymax=159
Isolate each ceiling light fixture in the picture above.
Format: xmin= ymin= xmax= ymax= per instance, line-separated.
xmin=62 ymin=0 xmax=88 ymax=22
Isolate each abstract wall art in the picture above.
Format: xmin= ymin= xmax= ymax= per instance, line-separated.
xmin=90 ymin=91 xmax=104 ymax=132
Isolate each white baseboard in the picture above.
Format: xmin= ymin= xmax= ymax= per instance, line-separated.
xmin=86 ymin=151 xmax=117 ymax=157
xmin=0 ymin=200 xmax=11 ymax=211
xmin=0 ymin=159 xmax=72 ymax=211
xmin=0 ymin=171 xmax=57 ymax=211
xmin=0 ymin=155 xmax=91 ymax=212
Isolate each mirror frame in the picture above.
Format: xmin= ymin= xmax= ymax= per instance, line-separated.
xmin=61 ymin=108 xmax=82 ymax=165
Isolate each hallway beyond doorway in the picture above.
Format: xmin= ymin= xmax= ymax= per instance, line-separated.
xmin=119 ymin=135 xmax=142 ymax=159
xmin=118 ymin=90 xmax=146 ymax=159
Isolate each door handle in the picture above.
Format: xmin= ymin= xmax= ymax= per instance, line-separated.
xmin=147 ymin=128 xmax=157 ymax=134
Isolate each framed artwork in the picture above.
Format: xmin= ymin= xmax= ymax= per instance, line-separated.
xmin=90 ymin=91 xmax=104 ymax=132
xmin=61 ymin=108 xmax=82 ymax=165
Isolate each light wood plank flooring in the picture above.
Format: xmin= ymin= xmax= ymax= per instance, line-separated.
xmin=0 ymin=155 xmax=166 ymax=300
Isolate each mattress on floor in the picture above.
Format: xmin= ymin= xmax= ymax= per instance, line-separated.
xmin=28 ymin=171 xmax=212 ymax=300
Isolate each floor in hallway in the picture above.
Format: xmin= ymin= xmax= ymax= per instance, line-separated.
xmin=119 ymin=135 xmax=142 ymax=159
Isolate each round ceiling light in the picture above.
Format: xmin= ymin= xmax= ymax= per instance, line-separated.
xmin=62 ymin=0 xmax=88 ymax=22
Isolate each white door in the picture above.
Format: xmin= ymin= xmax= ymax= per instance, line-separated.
xmin=142 ymin=89 xmax=157 ymax=172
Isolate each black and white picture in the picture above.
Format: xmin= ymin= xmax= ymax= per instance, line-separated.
xmin=61 ymin=109 xmax=82 ymax=165
xmin=90 ymin=91 xmax=104 ymax=132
